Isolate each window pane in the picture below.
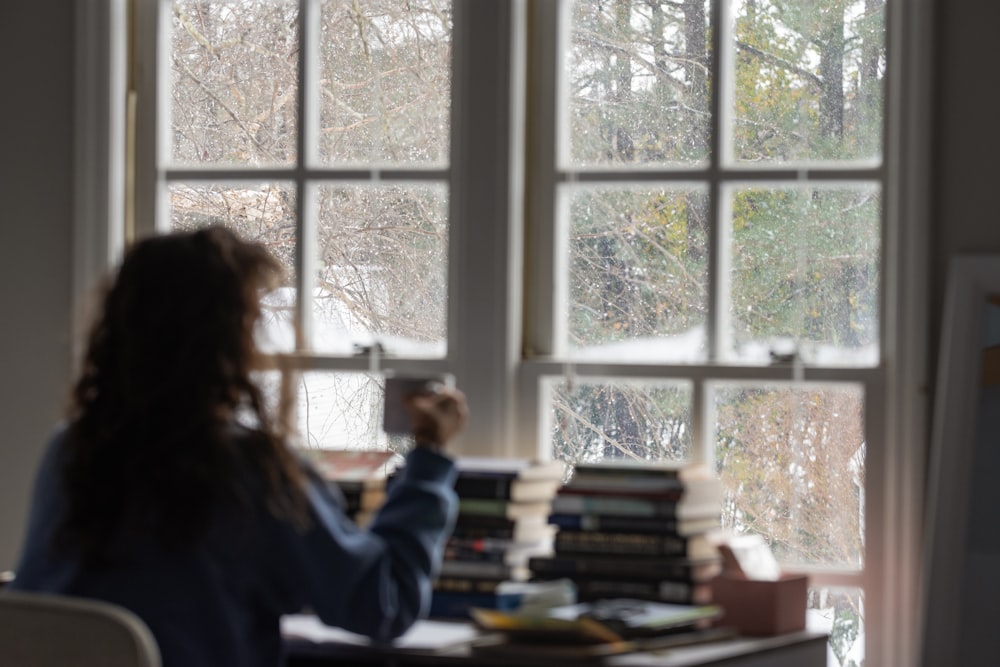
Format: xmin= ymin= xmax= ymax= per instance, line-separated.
xmin=169 ymin=182 xmax=297 ymax=353
xmin=809 ymin=586 xmax=865 ymax=667
xmin=727 ymin=184 xmax=879 ymax=365
xmin=566 ymin=0 xmax=712 ymax=167
xmin=549 ymin=379 xmax=693 ymax=464
xmin=296 ymin=371 xmax=409 ymax=451
xmin=713 ymin=383 xmax=864 ymax=569
xmin=312 ymin=184 xmax=448 ymax=356
xmin=730 ymin=0 xmax=885 ymax=164
xmin=170 ymin=0 xmax=299 ymax=166
xmin=564 ymin=185 xmax=708 ymax=361
xmin=318 ymin=0 xmax=452 ymax=166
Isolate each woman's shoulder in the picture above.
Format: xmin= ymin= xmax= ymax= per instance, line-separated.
xmin=36 ymin=422 xmax=73 ymax=472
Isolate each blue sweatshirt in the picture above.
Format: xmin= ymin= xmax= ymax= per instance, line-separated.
xmin=7 ymin=426 xmax=458 ymax=667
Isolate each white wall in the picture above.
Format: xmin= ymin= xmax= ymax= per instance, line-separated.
xmin=928 ymin=6 xmax=1000 ymax=664
xmin=931 ymin=3 xmax=1000 ymax=333
xmin=0 ymin=3 xmax=75 ymax=568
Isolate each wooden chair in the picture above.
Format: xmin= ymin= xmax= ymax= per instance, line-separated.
xmin=0 ymin=590 xmax=161 ymax=667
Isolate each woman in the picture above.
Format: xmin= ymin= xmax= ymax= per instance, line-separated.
xmin=8 ymin=226 xmax=466 ymax=666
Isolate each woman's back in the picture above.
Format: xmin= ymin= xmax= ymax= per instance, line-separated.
xmin=11 ymin=423 xmax=460 ymax=667
xmin=6 ymin=228 xmax=467 ymax=666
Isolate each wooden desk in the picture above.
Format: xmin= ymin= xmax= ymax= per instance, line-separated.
xmin=282 ymin=616 xmax=827 ymax=667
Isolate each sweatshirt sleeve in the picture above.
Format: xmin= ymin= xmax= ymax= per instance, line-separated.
xmin=261 ymin=447 xmax=458 ymax=641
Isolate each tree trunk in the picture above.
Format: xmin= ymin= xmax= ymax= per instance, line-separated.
xmin=818 ymin=5 xmax=846 ymax=140
xmin=857 ymin=0 xmax=884 ymax=155
xmin=610 ymin=0 xmax=635 ymax=161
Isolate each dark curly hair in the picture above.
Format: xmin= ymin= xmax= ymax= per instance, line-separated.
xmin=57 ymin=226 xmax=308 ymax=564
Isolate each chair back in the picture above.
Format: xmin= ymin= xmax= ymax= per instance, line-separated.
xmin=0 ymin=590 xmax=161 ymax=667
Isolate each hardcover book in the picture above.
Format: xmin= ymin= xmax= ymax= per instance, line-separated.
xmin=550 ymin=493 xmax=720 ymax=520
xmin=458 ymin=498 xmax=552 ymax=520
xmin=429 ymin=589 xmax=524 ymax=619
xmin=548 ymin=598 xmax=722 ymax=639
xmin=528 ymin=554 xmax=722 ymax=582
xmin=455 ymin=457 xmax=566 ymax=481
xmin=548 ymin=512 xmax=720 ymax=536
xmin=454 ymin=475 xmax=561 ymax=503
xmin=439 ymin=558 xmax=530 ymax=581
xmin=451 ymin=515 xmax=553 ymax=543
xmin=559 ymin=476 xmax=724 ymax=506
xmin=554 ymin=530 xmax=718 ymax=560
xmin=570 ymin=459 xmax=708 ymax=478
xmin=572 ymin=578 xmax=715 ymax=605
xmin=434 ymin=576 xmax=511 ymax=595
xmin=444 ymin=539 xmax=553 ymax=567
xmin=446 ymin=530 xmax=556 ymax=555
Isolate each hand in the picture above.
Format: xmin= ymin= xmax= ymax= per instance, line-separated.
xmin=404 ymin=387 xmax=468 ymax=452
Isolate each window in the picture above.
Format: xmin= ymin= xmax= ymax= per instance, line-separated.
xmin=137 ymin=0 xmax=458 ymax=448
xmin=521 ymin=4 xmax=880 ymax=663
xmin=121 ymin=0 xmax=926 ymax=664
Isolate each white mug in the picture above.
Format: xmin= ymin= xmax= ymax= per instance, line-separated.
xmin=382 ymin=372 xmax=456 ymax=435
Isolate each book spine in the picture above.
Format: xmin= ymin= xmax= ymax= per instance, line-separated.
xmin=567 ymin=474 xmax=683 ymax=491
xmin=434 ymin=577 xmax=508 ymax=594
xmin=571 ymin=465 xmax=683 ymax=478
xmin=554 ymin=530 xmax=692 ymax=557
xmin=548 ymin=512 xmax=688 ymax=534
xmin=458 ymin=498 xmax=547 ymax=519
xmin=454 ymin=514 xmax=521 ymax=529
xmin=439 ymin=559 xmax=518 ymax=579
xmin=558 ymin=486 xmax=684 ymax=501
xmin=528 ymin=555 xmax=702 ymax=581
xmin=451 ymin=524 xmax=518 ymax=541
xmin=446 ymin=536 xmax=519 ymax=552
xmin=458 ymin=498 xmax=515 ymax=517
xmin=443 ymin=547 xmax=509 ymax=564
xmin=551 ymin=494 xmax=677 ymax=518
xmin=573 ymin=578 xmax=705 ymax=604
xmin=454 ymin=476 xmax=514 ymax=499
xmin=429 ymin=591 xmax=522 ymax=619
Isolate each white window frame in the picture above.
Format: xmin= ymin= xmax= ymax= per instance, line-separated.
xmin=131 ymin=0 xmax=526 ymax=457
xmin=73 ymin=0 xmax=127 ymax=366
xmin=75 ymin=0 xmax=936 ymax=663
xmin=517 ymin=2 xmax=932 ymax=664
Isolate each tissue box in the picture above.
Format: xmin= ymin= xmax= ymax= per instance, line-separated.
xmin=710 ymin=573 xmax=808 ymax=636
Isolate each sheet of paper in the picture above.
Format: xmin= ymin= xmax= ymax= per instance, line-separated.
xmin=281 ymin=614 xmax=480 ymax=652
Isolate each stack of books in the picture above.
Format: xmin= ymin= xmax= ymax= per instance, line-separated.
xmin=431 ymin=457 xmax=566 ymax=619
xmin=529 ymin=460 xmax=725 ymax=605
xmin=309 ymin=449 xmax=400 ymax=528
